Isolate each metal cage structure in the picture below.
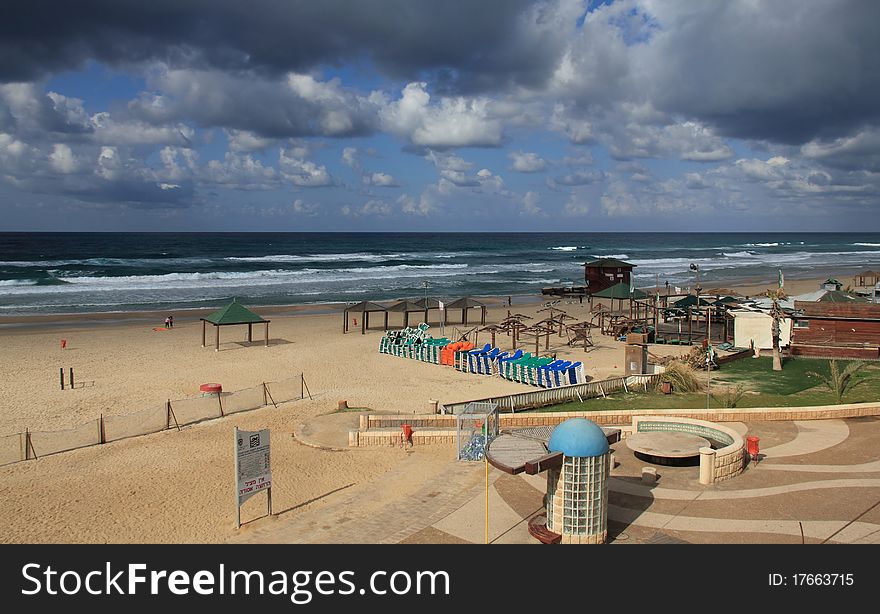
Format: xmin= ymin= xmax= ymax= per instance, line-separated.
xmin=456 ymin=402 xmax=500 ymax=461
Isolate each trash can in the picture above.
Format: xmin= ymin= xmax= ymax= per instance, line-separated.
xmin=746 ymin=436 xmax=760 ymax=463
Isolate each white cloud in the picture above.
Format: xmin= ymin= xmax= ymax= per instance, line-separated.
xmin=278 ymin=148 xmax=332 ymax=187
xmin=379 ymin=82 xmax=503 ymax=148
xmin=363 ymin=172 xmax=398 ymax=187
xmin=509 ymin=151 xmax=547 ymax=172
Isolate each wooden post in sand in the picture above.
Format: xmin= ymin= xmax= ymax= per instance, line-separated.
xmin=265 ymin=321 xmax=270 ymax=347
xmin=202 ymin=320 xmax=206 ymax=347
xmin=247 ymin=323 xmax=253 ymax=342
xmin=69 ymin=367 xmax=74 ymax=389
xmin=59 ymin=368 xmax=64 ymax=390
xmin=99 ymin=414 xmax=105 ymax=444
xmin=215 ymin=325 xmax=220 ymax=352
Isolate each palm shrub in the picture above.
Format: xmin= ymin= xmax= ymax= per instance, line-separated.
xmin=806 ymin=360 xmax=869 ymax=404
xmin=656 ymin=361 xmax=701 ymax=393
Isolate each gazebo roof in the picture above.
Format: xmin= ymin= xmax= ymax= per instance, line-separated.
xmin=445 ymin=296 xmax=486 ymax=309
xmin=344 ymin=300 xmax=388 ymax=313
xmin=413 ymin=297 xmax=442 ymax=309
xmin=592 ymin=282 xmax=648 ymax=300
xmin=672 ymin=295 xmax=714 ymax=308
xmin=388 ymin=300 xmax=426 ymax=312
xmin=202 ymin=299 xmax=267 ymax=325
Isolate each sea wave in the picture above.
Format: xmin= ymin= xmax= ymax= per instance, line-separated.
xmin=853 ymin=243 xmax=880 ymax=247
xmin=591 ymin=254 xmax=629 ymax=259
xmin=0 ymin=262 xmax=564 ymax=296
xmin=549 ymin=246 xmax=579 ymax=251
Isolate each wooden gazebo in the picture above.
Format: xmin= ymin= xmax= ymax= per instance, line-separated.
xmin=413 ymin=297 xmax=442 ymax=324
xmin=445 ymin=297 xmax=487 ymax=325
xmin=388 ymin=300 xmax=428 ymax=328
xmin=200 ymin=299 xmax=269 ymax=351
xmin=343 ymin=301 xmax=389 ymax=334
xmin=854 ymin=270 xmax=880 ymax=287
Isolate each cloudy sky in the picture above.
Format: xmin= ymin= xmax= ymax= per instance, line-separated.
xmin=2 ymin=0 xmax=879 ymax=231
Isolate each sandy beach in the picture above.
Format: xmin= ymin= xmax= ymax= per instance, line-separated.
xmin=0 ymin=274 xmax=860 ymax=543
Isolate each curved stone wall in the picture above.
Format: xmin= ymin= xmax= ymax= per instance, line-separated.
xmin=631 ymin=416 xmax=745 ymax=484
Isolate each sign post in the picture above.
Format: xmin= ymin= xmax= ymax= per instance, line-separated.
xmin=234 ymin=426 xmax=272 ymax=529
xmin=439 ymin=300 xmax=445 ymax=337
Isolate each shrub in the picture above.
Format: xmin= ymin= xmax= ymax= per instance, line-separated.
xmin=656 ymin=361 xmax=701 ymax=393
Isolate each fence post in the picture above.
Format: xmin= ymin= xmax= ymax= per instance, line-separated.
xmin=301 ymin=373 xmax=304 ymax=399
xmin=60 ymin=368 xmax=64 ymax=390
xmin=99 ymin=414 xmax=105 ymax=444
xmin=167 ymin=400 xmax=181 ymax=431
xmin=262 ymin=382 xmax=268 ymax=407
xmin=217 ymin=392 xmax=224 ymax=417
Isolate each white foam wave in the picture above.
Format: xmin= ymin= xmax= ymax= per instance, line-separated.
xmin=592 ymin=254 xmax=629 ymax=259
xmin=853 ymin=243 xmax=880 ymax=247
xmin=550 ymin=246 xmax=579 ymax=251
xmin=0 ymin=279 xmax=36 ymax=286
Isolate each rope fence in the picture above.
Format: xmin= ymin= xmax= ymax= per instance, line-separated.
xmin=0 ymin=374 xmax=311 ymax=467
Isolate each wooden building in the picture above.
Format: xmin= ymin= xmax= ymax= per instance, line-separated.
xmin=853 ymin=270 xmax=880 ymax=287
xmin=582 ymin=258 xmax=635 ymax=295
xmin=791 ymin=301 xmax=880 ymax=359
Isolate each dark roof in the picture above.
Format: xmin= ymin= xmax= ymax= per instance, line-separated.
xmin=343 ymin=301 xmax=388 ymax=312
xmin=388 ymin=300 xmax=427 ymax=312
xmin=201 ymin=300 xmax=267 ymax=325
xmin=817 ymin=290 xmax=868 ymax=303
xmin=672 ymin=295 xmax=714 ymax=308
xmin=413 ymin=297 xmax=442 ymax=309
xmin=823 ymin=278 xmax=842 ymax=285
xmin=592 ymin=282 xmax=648 ymax=299
xmin=582 ymin=258 xmax=635 ymax=269
xmin=445 ymin=297 xmax=486 ymax=309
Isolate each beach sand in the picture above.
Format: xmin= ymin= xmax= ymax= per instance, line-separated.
xmin=0 ymin=275 xmax=846 ymax=543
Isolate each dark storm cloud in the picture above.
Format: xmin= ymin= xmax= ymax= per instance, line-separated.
xmin=644 ymin=0 xmax=880 ymax=144
xmin=0 ymin=0 xmax=565 ymax=92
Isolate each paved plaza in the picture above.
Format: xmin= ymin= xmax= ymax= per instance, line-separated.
xmin=231 ymin=415 xmax=880 ymax=544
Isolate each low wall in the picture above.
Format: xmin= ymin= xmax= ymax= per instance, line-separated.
xmin=349 ymin=429 xmax=457 ymax=447
xmin=632 ymin=416 xmax=744 ymax=484
xmin=350 ymin=401 xmax=880 ymax=448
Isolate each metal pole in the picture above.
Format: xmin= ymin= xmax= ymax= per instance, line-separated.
xmin=485 ymin=453 xmax=489 ymax=545
xmin=234 ymin=426 xmax=240 ymax=529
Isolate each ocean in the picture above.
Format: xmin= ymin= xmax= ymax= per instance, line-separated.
xmin=1 ymin=232 xmax=879 ymax=315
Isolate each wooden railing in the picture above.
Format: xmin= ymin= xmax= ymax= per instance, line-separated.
xmin=440 ymin=374 xmax=660 ymax=414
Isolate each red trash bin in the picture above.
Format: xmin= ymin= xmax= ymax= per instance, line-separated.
xmin=746 ymin=436 xmax=760 ymax=464
xmin=401 ymin=424 xmax=413 ymax=445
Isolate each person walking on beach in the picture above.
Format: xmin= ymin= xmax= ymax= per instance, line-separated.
xmin=507 ymin=296 xmax=512 ymax=307
xmin=168 ymin=315 xmax=174 ymax=328
xmin=164 ymin=316 xmax=172 ymax=329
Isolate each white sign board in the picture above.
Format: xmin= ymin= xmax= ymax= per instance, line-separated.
xmin=235 ymin=428 xmax=271 ymax=504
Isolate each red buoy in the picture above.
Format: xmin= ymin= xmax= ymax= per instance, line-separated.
xmin=199 ymin=383 xmax=222 ymax=395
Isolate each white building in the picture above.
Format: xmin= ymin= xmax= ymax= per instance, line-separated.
xmin=730 ymin=310 xmax=792 ymax=350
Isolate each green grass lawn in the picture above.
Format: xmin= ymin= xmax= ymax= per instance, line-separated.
xmin=537 ymin=357 xmax=880 ymax=413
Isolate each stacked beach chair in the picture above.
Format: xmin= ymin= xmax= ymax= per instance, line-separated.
xmin=379 ymin=325 xmax=586 ymax=388
xmin=498 ymin=352 xmax=586 ymax=388
xmin=378 ymin=324 xmax=450 ymax=365
xmin=455 ymin=344 xmax=509 ymax=375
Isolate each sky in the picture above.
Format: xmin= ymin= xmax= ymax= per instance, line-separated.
xmin=1 ymin=0 xmax=879 ymax=232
